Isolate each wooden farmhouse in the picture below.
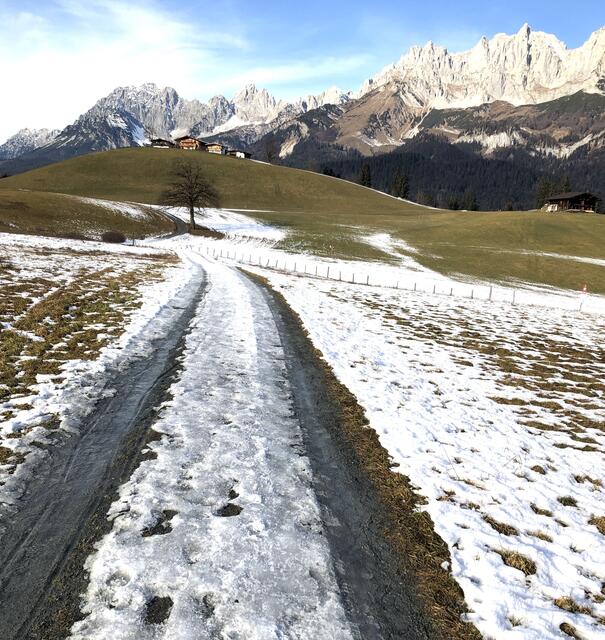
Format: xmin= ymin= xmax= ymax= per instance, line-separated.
xmin=227 ymin=149 xmax=252 ymax=159
xmin=175 ymin=136 xmax=208 ymax=151
xmin=149 ymin=138 xmax=176 ymax=149
xmin=544 ymin=192 xmax=599 ymax=213
xmin=206 ymin=143 xmax=227 ymax=155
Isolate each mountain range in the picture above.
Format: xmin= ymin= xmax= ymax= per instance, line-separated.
xmin=2 ymin=24 xmax=604 ymax=209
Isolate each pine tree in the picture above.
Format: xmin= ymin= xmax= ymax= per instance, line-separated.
xmin=391 ymin=169 xmax=410 ymax=199
xmin=559 ymin=175 xmax=572 ymax=193
xmin=535 ymin=176 xmax=554 ymax=208
xmin=462 ymin=188 xmax=478 ymax=211
xmin=359 ymin=163 xmax=372 ymax=188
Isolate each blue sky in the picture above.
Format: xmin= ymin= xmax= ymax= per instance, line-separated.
xmin=0 ymin=0 xmax=603 ymax=141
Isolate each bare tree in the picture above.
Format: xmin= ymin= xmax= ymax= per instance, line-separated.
xmin=160 ymin=160 xmax=220 ymax=230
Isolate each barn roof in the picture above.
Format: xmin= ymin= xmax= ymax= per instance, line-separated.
xmin=545 ymin=192 xmax=596 ymax=201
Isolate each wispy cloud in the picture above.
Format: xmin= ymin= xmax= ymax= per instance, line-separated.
xmin=224 ymin=55 xmax=370 ymax=92
xmin=0 ymin=0 xmax=252 ymax=141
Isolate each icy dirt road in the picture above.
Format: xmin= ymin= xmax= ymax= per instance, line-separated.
xmin=0 ymin=253 xmax=431 ymax=640
xmin=67 ymin=256 xmax=431 ymax=640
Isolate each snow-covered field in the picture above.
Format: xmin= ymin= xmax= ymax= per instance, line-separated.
xmin=2 ymin=202 xmax=605 ymax=639
xmin=250 ymin=269 xmax=605 ymax=640
xmin=164 ymin=219 xmax=605 ymax=314
xmin=0 ymin=233 xmax=196 ymax=514
xmin=70 ymin=254 xmax=353 ymax=640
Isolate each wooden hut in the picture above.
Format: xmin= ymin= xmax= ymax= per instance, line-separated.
xmin=206 ymin=143 xmax=227 ymax=155
xmin=175 ymin=136 xmax=207 ymax=151
xmin=227 ymin=149 xmax=252 ymax=159
xmin=149 ymin=138 xmax=176 ymax=149
xmin=544 ymin=192 xmax=599 ymax=213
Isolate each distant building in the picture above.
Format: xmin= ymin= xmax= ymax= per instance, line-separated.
xmin=227 ymin=149 xmax=252 ymax=159
xmin=175 ymin=136 xmax=208 ymax=151
xmin=206 ymin=143 xmax=227 ymax=155
xmin=544 ymin=192 xmax=599 ymax=213
xmin=149 ymin=138 xmax=176 ymax=149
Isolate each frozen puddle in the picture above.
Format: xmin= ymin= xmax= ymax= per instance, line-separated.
xmin=70 ymin=258 xmax=353 ymax=640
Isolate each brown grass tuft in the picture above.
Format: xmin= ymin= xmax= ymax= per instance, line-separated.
xmin=575 ymin=475 xmax=602 ymax=488
xmin=527 ymin=530 xmax=553 ymax=543
xmin=588 ymin=515 xmax=605 ymax=536
xmin=559 ymin=622 xmax=581 ymax=638
xmin=558 ymin=496 xmax=578 ymax=507
xmin=531 ymin=465 xmax=547 ymax=474
xmin=554 ymin=597 xmax=592 ymax=616
xmin=495 ymin=549 xmax=537 ymax=576
xmin=531 ymin=503 xmax=553 ymax=517
xmin=483 ymin=515 xmax=518 ymax=536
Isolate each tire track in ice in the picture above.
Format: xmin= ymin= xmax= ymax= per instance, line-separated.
xmin=70 ymin=258 xmax=354 ymax=640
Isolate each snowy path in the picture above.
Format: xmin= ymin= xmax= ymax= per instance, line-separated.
xmin=70 ymin=259 xmax=355 ymax=640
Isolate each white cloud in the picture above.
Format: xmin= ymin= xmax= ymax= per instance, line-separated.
xmin=0 ymin=0 xmax=373 ymax=144
xmin=0 ymin=0 xmax=250 ymax=142
xmin=217 ymin=55 xmax=370 ymax=95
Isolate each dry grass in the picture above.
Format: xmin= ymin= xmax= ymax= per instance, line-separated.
xmin=1 ymin=267 xmax=156 ymax=399
xmin=560 ymin=622 xmax=581 ymax=638
xmin=495 ymin=549 xmax=537 ymax=576
xmin=554 ymin=597 xmax=592 ymax=616
xmin=531 ymin=503 xmax=553 ymax=517
xmin=588 ymin=515 xmax=605 ymax=535
xmin=575 ymin=475 xmax=602 ymax=488
xmin=483 ymin=515 xmax=519 ymax=536
xmin=0 ymin=445 xmax=13 ymax=464
xmin=527 ymin=530 xmax=554 ymax=543
xmin=558 ymin=496 xmax=579 ymax=507
xmin=0 ymin=246 xmax=178 ymax=477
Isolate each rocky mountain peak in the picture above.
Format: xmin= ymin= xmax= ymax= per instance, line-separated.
xmin=359 ymin=25 xmax=605 ymax=108
xmin=0 ymin=128 xmax=59 ymax=161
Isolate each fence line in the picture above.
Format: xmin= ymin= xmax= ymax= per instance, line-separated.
xmin=182 ymin=241 xmax=600 ymax=314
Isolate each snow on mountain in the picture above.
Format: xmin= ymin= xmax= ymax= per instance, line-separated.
xmin=359 ymin=24 xmax=605 ymax=109
xmin=0 ymin=128 xmax=59 ymax=161
xmin=4 ymin=24 xmax=604 ymax=173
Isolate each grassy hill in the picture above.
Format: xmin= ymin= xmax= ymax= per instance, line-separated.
xmin=0 ymin=147 xmax=418 ymax=215
xmin=0 ymin=188 xmax=171 ymax=240
xmin=1 ymin=147 xmax=604 ymax=293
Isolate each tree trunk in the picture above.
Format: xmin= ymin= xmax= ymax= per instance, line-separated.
xmin=190 ymin=206 xmax=196 ymax=230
